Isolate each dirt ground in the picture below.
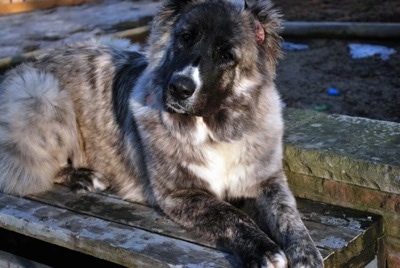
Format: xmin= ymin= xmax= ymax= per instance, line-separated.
xmin=274 ymin=0 xmax=400 ymax=123
xmin=275 ymin=0 xmax=400 ymax=22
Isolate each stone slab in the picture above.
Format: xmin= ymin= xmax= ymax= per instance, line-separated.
xmin=283 ymin=108 xmax=400 ymax=194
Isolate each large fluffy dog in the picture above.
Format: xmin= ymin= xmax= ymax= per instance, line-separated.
xmin=0 ymin=0 xmax=323 ymax=267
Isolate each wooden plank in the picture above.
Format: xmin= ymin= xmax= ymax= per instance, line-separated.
xmin=0 ymin=192 xmax=240 ymax=267
xmin=27 ymin=186 xmax=382 ymax=266
xmin=297 ymin=198 xmax=382 ymax=267
xmin=28 ymin=186 xmax=206 ymax=246
xmin=340 ymin=245 xmax=376 ymax=268
xmin=296 ymin=197 xmax=382 ymax=231
xmin=304 ymin=221 xmax=375 ymax=267
xmin=0 ymin=0 xmax=101 ymax=15
xmin=0 ymin=186 xmax=381 ymax=267
xmin=30 ymin=186 xmax=356 ymax=257
xmin=0 ymin=26 xmax=150 ymax=73
xmin=0 ymin=250 xmax=51 ymax=268
xmin=113 ymin=25 xmax=150 ymax=44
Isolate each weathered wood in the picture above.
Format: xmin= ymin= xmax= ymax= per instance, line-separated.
xmin=30 ymin=186 xmax=383 ymax=266
xmin=0 ymin=250 xmax=51 ymax=268
xmin=298 ymin=198 xmax=382 ymax=267
xmin=0 ymin=186 xmax=382 ymax=267
xmin=0 ymin=26 xmax=150 ymax=73
xmin=0 ymin=192 xmax=239 ymax=267
xmin=28 ymin=186 xmax=205 ymax=246
xmin=0 ymin=0 xmax=101 ymax=15
xmin=113 ymin=26 xmax=150 ymax=44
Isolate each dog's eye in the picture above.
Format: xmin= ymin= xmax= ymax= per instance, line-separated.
xmin=217 ymin=49 xmax=236 ymax=65
xmin=220 ymin=51 xmax=234 ymax=61
xmin=180 ymin=32 xmax=192 ymax=43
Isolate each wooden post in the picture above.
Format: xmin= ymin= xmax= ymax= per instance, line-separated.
xmin=0 ymin=0 xmax=102 ymax=15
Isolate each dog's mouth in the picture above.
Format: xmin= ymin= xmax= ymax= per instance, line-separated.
xmin=165 ymin=102 xmax=190 ymax=114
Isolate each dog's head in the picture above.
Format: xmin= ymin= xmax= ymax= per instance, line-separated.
xmin=147 ymin=0 xmax=282 ymax=117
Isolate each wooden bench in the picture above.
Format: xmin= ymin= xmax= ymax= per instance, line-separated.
xmin=0 ymin=186 xmax=382 ymax=267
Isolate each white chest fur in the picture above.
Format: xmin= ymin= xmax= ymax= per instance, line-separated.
xmin=186 ymin=140 xmax=252 ymax=199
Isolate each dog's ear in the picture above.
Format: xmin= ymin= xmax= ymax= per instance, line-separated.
xmin=153 ymin=0 xmax=195 ymax=28
xmin=225 ymin=0 xmax=246 ymax=10
xmin=245 ymin=0 xmax=283 ymax=57
xmin=245 ymin=0 xmax=282 ymax=42
xmin=254 ymin=19 xmax=265 ymax=43
xmin=162 ymin=0 xmax=195 ymax=13
xmin=226 ymin=0 xmax=276 ymax=45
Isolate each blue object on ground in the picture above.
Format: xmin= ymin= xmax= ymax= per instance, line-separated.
xmin=327 ymin=87 xmax=340 ymax=96
xmin=281 ymin=42 xmax=310 ymax=51
xmin=348 ymin=43 xmax=396 ymax=61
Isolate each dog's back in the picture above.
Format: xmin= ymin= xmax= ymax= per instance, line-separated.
xmin=0 ymin=38 xmax=149 ymax=200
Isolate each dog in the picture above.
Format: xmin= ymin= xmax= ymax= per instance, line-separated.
xmin=0 ymin=0 xmax=323 ymax=267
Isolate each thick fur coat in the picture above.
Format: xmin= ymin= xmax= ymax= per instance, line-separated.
xmin=0 ymin=0 xmax=323 ymax=267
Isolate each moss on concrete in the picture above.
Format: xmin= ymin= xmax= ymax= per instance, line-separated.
xmin=283 ymin=108 xmax=400 ymax=194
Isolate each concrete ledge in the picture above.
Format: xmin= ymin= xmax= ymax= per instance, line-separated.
xmin=284 ymin=108 xmax=400 ymax=195
xmin=283 ymin=108 xmax=400 ymax=267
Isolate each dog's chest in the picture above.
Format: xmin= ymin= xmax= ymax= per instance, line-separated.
xmin=186 ymin=142 xmax=252 ymax=199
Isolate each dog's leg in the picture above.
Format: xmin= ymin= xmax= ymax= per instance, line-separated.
xmin=55 ymin=166 xmax=110 ymax=194
xmin=240 ymin=173 xmax=324 ymax=267
xmin=160 ymin=189 xmax=287 ymax=268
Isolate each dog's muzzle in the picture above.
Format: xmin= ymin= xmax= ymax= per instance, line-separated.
xmin=168 ymin=75 xmax=196 ymax=100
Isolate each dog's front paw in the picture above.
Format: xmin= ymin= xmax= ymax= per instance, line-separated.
xmin=286 ymin=243 xmax=324 ymax=268
xmin=261 ymin=251 xmax=288 ymax=268
xmin=243 ymin=248 xmax=288 ymax=268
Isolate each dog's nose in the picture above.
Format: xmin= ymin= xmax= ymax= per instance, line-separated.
xmin=168 ymin=75 xmax=196 ymax=100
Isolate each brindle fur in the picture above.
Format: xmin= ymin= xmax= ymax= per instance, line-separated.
xmin=0 ymin=0 xmax=323 ymax=267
